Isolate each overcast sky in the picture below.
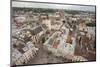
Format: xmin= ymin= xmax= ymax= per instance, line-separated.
xmin=12 ymin=1 xmax=95 ymax=12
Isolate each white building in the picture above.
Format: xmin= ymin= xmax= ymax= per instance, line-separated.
xmin=42 ymin=19 xmax=51 ymax=30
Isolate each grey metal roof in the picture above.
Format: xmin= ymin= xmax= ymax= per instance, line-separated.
xmin=48 ymin=38 xmax=54 ymax=45
xmin=31 ymin=26 xmax=43 ymax=35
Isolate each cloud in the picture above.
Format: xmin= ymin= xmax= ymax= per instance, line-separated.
xmin=12 ymin=1 xmax=95 ymax=12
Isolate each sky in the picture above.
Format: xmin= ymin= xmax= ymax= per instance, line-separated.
xmin=12 ymin=1 xmax=95 ymax=12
